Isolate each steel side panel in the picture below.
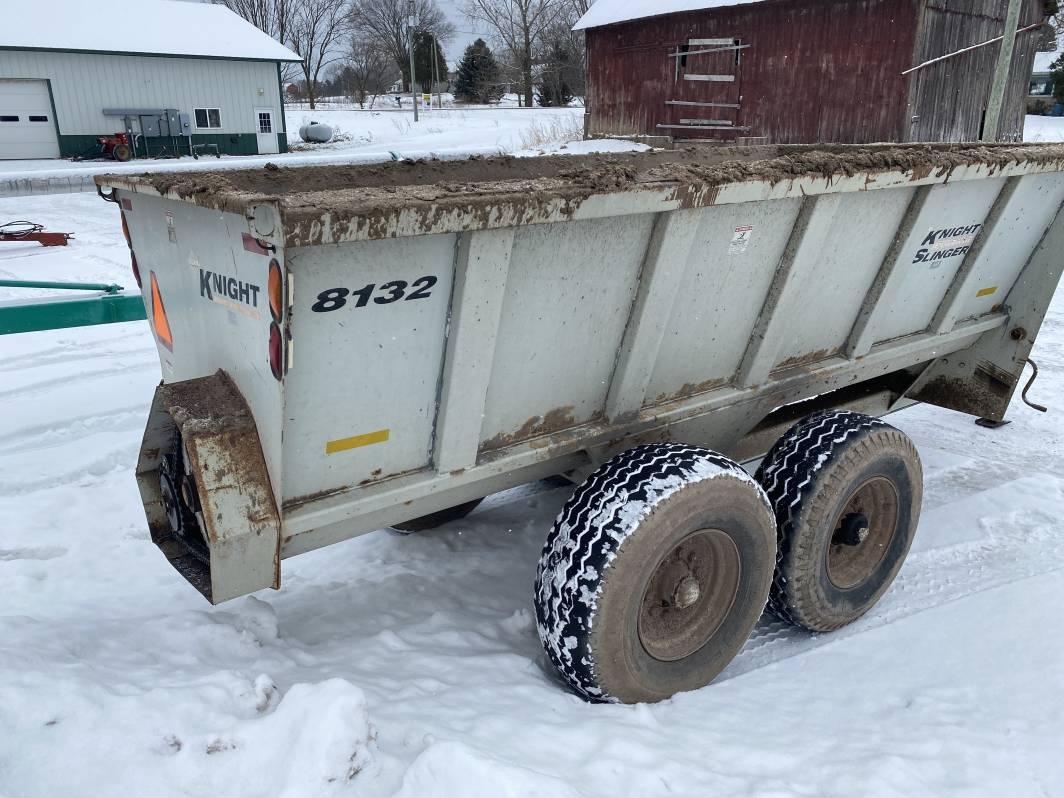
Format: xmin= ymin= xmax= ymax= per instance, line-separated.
xmin=771 ymin=188 xmax=915 ymax=367
xmin=478 ymin=215 xmax=654 ymax=450
xmin=119 ymin=191 xmax=284 ymax=504
xmin=870 ymin=178 xmax=1007 ymax=344
xmin=283 ymin=236 xmax=456 ymax=503
xmin=952 ymin=173 xmax=1064 ymax=323
xmin=645 ymin=197 xmax=803 ymax=403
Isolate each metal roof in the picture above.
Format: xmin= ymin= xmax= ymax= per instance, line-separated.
xmin=574 ymin=0 xmax=769 ymax=31
xmin=1 ymin=0 xmax=302 ymax=62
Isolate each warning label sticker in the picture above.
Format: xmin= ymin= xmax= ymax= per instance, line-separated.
xmin=729 ymin=225 xmax=753 ymax=255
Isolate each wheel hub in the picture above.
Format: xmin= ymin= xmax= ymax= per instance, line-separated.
xmin=836 ymin=512 xmax=870 ymax=546
xmin=827 ymin=477 xmax=900 ymax=589
xmin=638 ymin=529 xmax=741 ymax=662
xmin=672 ymin=575 xmax=701 ymax=609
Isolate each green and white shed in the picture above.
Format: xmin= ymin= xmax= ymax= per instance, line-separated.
xmin=0 ymin=0 xmax=301 ymax=160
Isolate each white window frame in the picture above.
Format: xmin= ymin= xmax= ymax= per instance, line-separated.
xmin=194 ymin=108 xmax=222 ymax=130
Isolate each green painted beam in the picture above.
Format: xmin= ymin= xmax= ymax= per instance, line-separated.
xmin=0 ymin=279 xmax=124 ymax=293
xmin=0 ymin=292 xmax=147 ymax=335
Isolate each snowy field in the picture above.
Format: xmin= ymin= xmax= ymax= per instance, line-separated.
xmin=3 ymin=185 xmax=1064 ymax=796
xmin=1022 ymin=114 xmax=1064 ymax=142
xmin=2 ymin=111 xmax=1062 ymax=196
xmin=0 ymin=103 xmax=602 ymax=196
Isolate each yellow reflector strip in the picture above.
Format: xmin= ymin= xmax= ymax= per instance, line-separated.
xmin=976 ymin=286 xmax=998 ymax=298
xmin=325 ymin=429 xmax=390 ymax=454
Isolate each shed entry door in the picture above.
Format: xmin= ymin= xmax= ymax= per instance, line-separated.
xmin=255 ymin=108 xmax=279 ymax=155
xmin=0 ymin=79 xmax=60 ymax=160
xmin=662 ymin=38 xmax=747 ymax=139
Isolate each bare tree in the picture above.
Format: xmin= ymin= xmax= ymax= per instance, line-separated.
xmin=214 ymin=0 xmax=299 ymax=81
xmin=288 ymin=0 xmax=354 ymax=108
xmin=463 ymin=0 xmax=565 ymax=107
xmin=351 ymin=0 xmax=454 ymax=92
xmin=345 ymin=35 xmax=400 ymax=107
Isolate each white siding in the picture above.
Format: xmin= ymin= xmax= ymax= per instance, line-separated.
xmin=0 ymin=50 xmax=283 ymax=136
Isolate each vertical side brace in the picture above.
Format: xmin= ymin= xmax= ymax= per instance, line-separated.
xmin=735 ymin=195 xmax=830 ymax=387
xmin=605 ymin=209 xmax=701 ymax=422
xmin=433 ymin=228 xmax=515 ymax=473
xmin=910 ymin=196 xmax=1064 ymax=421
xmin=930 ymin=176 xmax=1020 ymax=334
xmin=845 ymin=185 xmax=933 ymax=358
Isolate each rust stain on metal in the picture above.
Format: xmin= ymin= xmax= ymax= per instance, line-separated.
xmin=479 ymin=406 xmax=592 ymax=452
xmin=282 ymin=484 xmax=348 ymax=510
xmin=772 ymin=348 xmax=837 ymax=372
xmin=652 ymin=377 xmax=730 ymax=406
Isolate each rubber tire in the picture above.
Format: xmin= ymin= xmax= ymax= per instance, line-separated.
xmin=755 ymin=411 xmax=923 ymax=633
xmin=111 ymin=143 xmax=132 ymax=162
xmin=535 ymin=443 xmax=776 ymax=704
xmin=390 ymin=498 xmax=483 ymax=534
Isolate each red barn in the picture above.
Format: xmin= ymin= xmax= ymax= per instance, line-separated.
xmin=576 ymin=0 xmax=1048 ymax=143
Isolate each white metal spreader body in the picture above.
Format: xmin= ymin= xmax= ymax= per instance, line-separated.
xmin=97 ymin=144 xmax=1064 ymax=603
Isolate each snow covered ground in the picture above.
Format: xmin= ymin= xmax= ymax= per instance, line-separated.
xmin=2 ymin=185 xmax=1064 ymax=796
xmin=0 ymin=104 xmax=604 ymax=197
xmin=1023 ymin=114 xmax=1064 ymax=143
xmin=3 ymin=111 xmax=1062 ymax=198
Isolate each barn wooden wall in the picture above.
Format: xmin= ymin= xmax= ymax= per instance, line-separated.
xmin=585 ymin=0 xmax=1043 ymax=144
xmin=908 ymin=0 xmax=1043 ymax=142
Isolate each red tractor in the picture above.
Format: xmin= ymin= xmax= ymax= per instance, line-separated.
xmin=97 ymin=133 xmax=133 ymax=162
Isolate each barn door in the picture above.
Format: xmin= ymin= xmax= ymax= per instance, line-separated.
xmin=662 ymin=38 xmax=748 ymax=139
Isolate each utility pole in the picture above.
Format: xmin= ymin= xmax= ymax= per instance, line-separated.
xmin=408 ymin=0 xmax=418 ymax=123
xmin=432 ymin=33 xmax=442 ymax=109
xmin=982 ymin=0 xmax=1022 ymax=141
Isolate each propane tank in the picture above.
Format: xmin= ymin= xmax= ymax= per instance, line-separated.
xmin=299 ymin=121 xmax=334 ymax=143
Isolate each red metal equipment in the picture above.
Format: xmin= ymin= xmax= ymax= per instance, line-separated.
xmin=0 ymin=221 xmax=73 ymax=247
xmin=98 ymin=133 xmax=133 ymax=162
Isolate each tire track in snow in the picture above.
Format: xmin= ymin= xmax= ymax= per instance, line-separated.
xmin=719 ymin=475 xmax=1064 ymax=682
xmin=0 ymin=359 xmax=159 ymax=402
xmin=0 ymin=441 xmax=141 ymax=497
xmin=0 ymin=405 xmax=145 ymax=455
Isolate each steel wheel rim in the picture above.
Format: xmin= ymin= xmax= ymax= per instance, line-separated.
xmin=638 ymin=528 xmax=742 ymax=662
xmin=826 ymin=476 xmax=900 ymax=589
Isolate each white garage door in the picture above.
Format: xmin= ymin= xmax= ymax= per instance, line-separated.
xmin=0 ymin=80 xmax=61 ymax=160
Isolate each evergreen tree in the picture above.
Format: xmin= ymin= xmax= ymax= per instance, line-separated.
xmin=1052 ymin=54 xmax=1064 ymax=104
xmin=412 ymin=31 xmax=448 ymax=93
xmin=536 ymin=40 xmax=575 ymax=107
xmin=454 ymin=39 xmax=503 ymax=104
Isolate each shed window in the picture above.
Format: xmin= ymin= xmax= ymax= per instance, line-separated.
xmin=1030 ymin=77 xmax=1053 ymax=97
xmin=0 ymin=116 xmax=18 ymax=122
xmin=194 ymin=108 xmax=222 ymax=129
xmin=29 ymin=115 xmax=48 ymax=122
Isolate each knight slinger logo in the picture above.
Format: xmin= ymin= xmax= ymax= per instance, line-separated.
xmin=912 ymin=223 xmax=982 ymax=264
xmin=199 ymin=269 xmax=262 ymax=318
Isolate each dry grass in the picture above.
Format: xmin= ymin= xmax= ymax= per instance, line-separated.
xmin=517 ymin=114 xmax=584 ymax=150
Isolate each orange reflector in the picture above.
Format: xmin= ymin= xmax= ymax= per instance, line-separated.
xmin=149 ymin=271 xmax=174 ymax=352
xmin=268 ymin=259 xmax=283 ymax=323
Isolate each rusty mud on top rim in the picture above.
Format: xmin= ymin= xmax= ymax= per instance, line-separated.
xmin=95 ymin=143 xmax=1064 ymax=246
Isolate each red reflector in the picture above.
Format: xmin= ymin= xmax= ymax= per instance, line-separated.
xmin=150 ymin=271 xmax=174 ymax=352
xmin=121 ymin=198 xmax=133 ymax=211
xmin=269 ymin=322 xmax=283 ymax=380
xmin=131 ymin=251 xmax=142 ymax=288
xmin=242 ymin=232 xmax=272 ymax=256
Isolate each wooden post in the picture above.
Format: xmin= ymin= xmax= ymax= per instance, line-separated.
xmin=982 ymin=0 xmax=1023 ymax=142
